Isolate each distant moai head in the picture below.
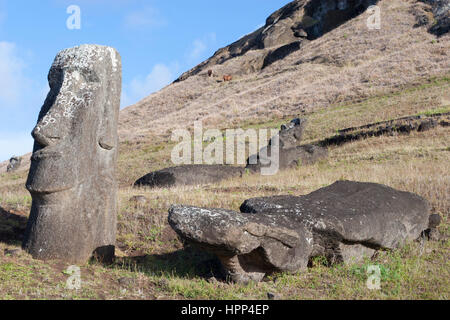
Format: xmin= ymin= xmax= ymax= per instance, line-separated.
xmin=6 ymin=156 xmax=21 ymax=172
xmin=276 ymin=118 xmax=308 ymax=149
xmin=24 ymin=45 xmax=121 ymax=264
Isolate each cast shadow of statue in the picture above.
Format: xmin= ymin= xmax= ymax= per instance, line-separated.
xmin=113 ymin=246 xmax=225 ymax=280
xmin=0 ymin=206 xmax=28 ymax=246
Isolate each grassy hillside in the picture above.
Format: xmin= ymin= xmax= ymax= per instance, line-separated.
xmin=119 ymin=0 xmax=450 ymax=142
xmin=0 ymin=75 xmax=448 ymax=299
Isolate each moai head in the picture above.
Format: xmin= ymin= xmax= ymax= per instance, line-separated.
xmin=278 ymin=118 xmax=308 ymax=149
xmin=6 ymin=156 xmax=21 ymax=172
xmin=23 ymin=45 xmax=121 ymax=264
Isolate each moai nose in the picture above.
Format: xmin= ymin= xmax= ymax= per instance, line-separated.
xmin=32 ymin=120 xmax=62 ymax=147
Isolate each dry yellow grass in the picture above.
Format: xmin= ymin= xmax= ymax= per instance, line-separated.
xmin=0 ymin=0 xmax=449 ymax=300
xmin=0 ymin=107 xmax=448 ymax=299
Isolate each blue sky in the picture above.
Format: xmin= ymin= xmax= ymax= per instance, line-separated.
xmin=0 ymin=0 xmax=289 ymax=161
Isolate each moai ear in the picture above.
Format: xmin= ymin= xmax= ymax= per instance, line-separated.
xmin=99 ymin=49 xmax=121 ymax=151
xmin=99 ymin=102 xmax=116 ymax=151
xmin=99 ymin=134 xmax=114 ymax=150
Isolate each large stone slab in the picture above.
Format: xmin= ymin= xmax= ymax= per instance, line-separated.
xmin=23 ymin=44 xmax=121 ymax=264
xmin=134 ymin=165 xmax=244 ymax=188
xmin=169 ymin=181 xmax=431 ymax=283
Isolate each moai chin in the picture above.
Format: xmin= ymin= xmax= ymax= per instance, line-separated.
xmin=23 ymin=44 xmax=121 ymax=264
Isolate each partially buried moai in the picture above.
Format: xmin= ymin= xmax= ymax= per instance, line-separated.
xmin=23 ymin=44 xmax=121 ymax=264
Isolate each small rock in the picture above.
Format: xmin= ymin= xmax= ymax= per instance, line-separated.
xmin=206 ymin=276 xmax=219 ymax=284
xmin=267 ymin=292 xmax=281 ymax=300
xmin=118 ymin=277 xmax=135 ymax=286
xmin=4 ymin=248 xmax=21 ymax=257
xmin=294 ymin=29 xmax=308 ymax=38
xmin=428 ymin=228 xmax=441 ymax=241
xmin=130 ymin=195 xmax=148 ymax=206
xmin=157 ymin=279 xmax=169 ymax=289
xmin=429 ymin=214 xmax=442 ymax=229
xmin=422 ymin=227 xmax=441 ymax=241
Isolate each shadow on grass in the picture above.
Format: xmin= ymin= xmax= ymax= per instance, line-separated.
xmin=114 ymin=245 xmax=225 ymax=280
xmin=0 ymin=206 xmax=27 ymax=246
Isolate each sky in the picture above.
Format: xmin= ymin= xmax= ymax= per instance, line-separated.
xmin=0 ymin=0 xmax=289 ymax=162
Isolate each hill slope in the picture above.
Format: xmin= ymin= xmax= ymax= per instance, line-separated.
xmin=119 ymin=0 xmax=449 ymax=142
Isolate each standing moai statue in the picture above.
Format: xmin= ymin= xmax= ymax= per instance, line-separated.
xmin=23 ymin=44 xmax=121 ymax=264
xmin=7 ymin=156 xmax=22 ymax=172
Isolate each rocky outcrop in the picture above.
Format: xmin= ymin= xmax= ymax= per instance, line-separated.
xmin=417 ymin=0 xmax=450 ymax=35
xmin=246 ymin=118 xmax=328 ymax=173
xmin=169 ymin=181 xmax=431 ymax=283
xmin=176 ymin=0 xmax=379 ymax=81
xmin=23 ymin=45 xmax=122 ymax=264
xmin=430 ymin=0 xmax=450 ymax=35
xmin=134 ymin=165 xmax=244 ymax=188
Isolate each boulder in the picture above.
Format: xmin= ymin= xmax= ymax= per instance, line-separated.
xmin=169 ymin=181 xmax=431 ymax=283
xmin=134 ymin=165 xmax=244 ymax=188
xmin=23 ymin=44 xmax=121 ymax=264
xmin=6 ymin=156 xmax=21 ymax=173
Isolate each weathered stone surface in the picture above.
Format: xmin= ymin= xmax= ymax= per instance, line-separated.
xmin=134 ymin=165 xmax=244 ymax=188
xmin=421 ymin=0 xmax=450 ymax=35
xmin=23 ymin=44 xmax=121 ymax=264
xmin=432 ymin=0 xmax=450 ymax=35
xmin=246 ymin=118 xmax=328 ymax=172
xmin=169 ymin=181 xmax=430 ymax=283
xmin=6 ymin=156 xmax=21 ymax=173
xmin=428 ymin=214 xmax=442 ymax=229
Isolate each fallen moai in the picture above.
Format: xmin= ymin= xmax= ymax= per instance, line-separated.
xmin=169 ymin=180 xmax=435 ymax=283
xmin=320 ymin=112 xmax=450 ymax=147
xmin=23 ymin=44 xmax=122 ymax=264
xmin=134 ymin=118 xmax=327 ymax=188
xmin=134 ymin=165 xmax=244 ymax=188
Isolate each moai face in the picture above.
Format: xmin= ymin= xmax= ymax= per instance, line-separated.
xmin=27 ymin=45 xmax=120 ymax=193
xmin=24 ymin=45 xmax=121 ymax=263
xmin=279 ymin=118 xmax=307 ymax=149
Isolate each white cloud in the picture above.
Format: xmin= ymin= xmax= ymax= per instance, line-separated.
xmin=123 ymin=7 xmax=166 ymax=29
xmin=0 ymin=42 xmax=29 ymax=106
xmin=187 ymin=33 xmax=217 ymax=63
xmin=189 ymin=39 xmax=207 ymax=61
xmin=121 ymin=63 xmax=177 ymax=108
xmin=0 ymin=132 xmax=33 ymax=162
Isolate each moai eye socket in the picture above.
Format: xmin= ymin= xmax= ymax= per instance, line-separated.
xmin=48 ymin=68 xmax=64 ymax=89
